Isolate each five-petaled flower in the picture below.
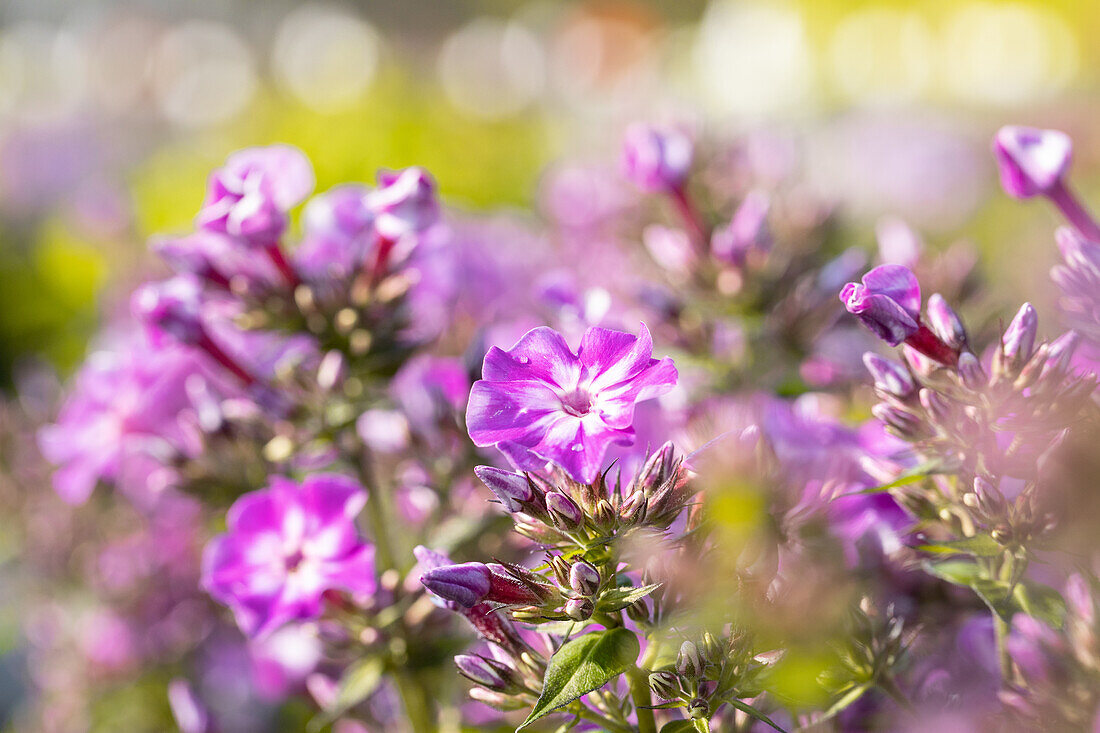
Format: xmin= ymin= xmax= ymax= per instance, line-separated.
xmin=202 ymin=474 xmax=375 ymax=638
xmin=465 ymin=324 xmax=678 ymax=483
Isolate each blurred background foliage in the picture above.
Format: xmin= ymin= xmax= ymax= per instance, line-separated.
xmin=0 ymin=0 xmax=1097 ymax=384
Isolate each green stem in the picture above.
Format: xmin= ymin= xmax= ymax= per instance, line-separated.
xmin=572 ymin=702 xmax=633 ymax=733
xmin=628 ymin=666 xmax=657 ymax=733
xmin=394 ymin=670 xmax=435 ymax=733
xmin=359 ymin=448 xmax=396 ymax=571
xmin=993 ymin=612 xmax=1012 ymax=683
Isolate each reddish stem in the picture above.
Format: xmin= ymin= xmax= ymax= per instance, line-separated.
xmin=668 ymin=185 xmax=708 ymax=252
xmin=265 ymin=242 xmax=299 ymax=288
xmin=904 ymin=324 xmax=959 ymax=367
xmin=197 ymin=331 xmax=256 ymax=385
xmin=370 ymin=235 xmax=398 ymax=287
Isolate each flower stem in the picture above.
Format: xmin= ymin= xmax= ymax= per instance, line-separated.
xmin=628 ymin=666 xmax=657 ymax=733
xmin=993 ymin=612 xmax=1011 ymax=683
xmin=669 ymin=184 xmax=709 ymax=252
xmin=393 ymin=670 xmax=435 ymax=733
xmin=1048 ymin=179 xmax=1100 ymax=241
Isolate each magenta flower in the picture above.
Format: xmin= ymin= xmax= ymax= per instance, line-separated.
xmin=992 ymin=126 xmax=1072 ymax=199
xmin=196 ymin=145 xmax=314 ymax=244
xmin=840 ymin=265 xmax=921 ymax=346
xmin=366 ymin=167 xmax=440 ymax=240
xmin=465 ymin=324 xmax=677 ymax=483
xmin=38 ymin=338 xmax=205 ymax=504
xmin=202 ymin=474 xmax=375 ymax=638
xmin=621 ymin=123 xmax=693 ymax=192
xmin=711 ymin=190 xmax=771 ymax=267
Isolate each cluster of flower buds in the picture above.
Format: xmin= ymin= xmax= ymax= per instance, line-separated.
xmin=847 ymin=264 xmax=1094 ymax=545
xmin=648 ymin=631 xmax=779 ymax=724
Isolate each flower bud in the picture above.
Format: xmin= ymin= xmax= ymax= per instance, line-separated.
xmin=132 ymin=275 xmax=205 ymax=345
xmin=973 ymin=476 xmax=1008 ymax=518
xmin=956 ymin=352 xmax=986 ymax=390
xmin=550 ymin=555 xmax=572 ymax=587
xmin=486 ymin=562 xmax=555 ymax=606
xmin=420 ymin=563 xmax=492 ymax=608
xmin=862 ymin=353 xmax=915 ymax=398
xmin=593 ymin=498 xmax=616 ymax=526
xmin=546 ymin=491 xmax=583 ymax=529
xmin=638 ymin=441 xmax=677 ymax=496
xmin=993 ymin=126 xmax=1072 ymax=199
xmin=840 ymin=265 xmax=921 ymax=346
xmin=649 ymin=671 xmax=681 ymax=701
xmin=676 ymin=640 xmax=704 ymax=679
xmin=688 ymin=698 xmax=710 ymax=720
xmin=564 ymin=597 xmax=594 ymax=622
xmin=1002 ymin=303 xmax=1038 ymax=364
xmin=1041 ymin=330 xmax=1080 ymax=380
xmin=702 ymin=632 xmax=723 ymax=663
xmin=367 ymin=167 xmax=440 ymax=239
xmin=455 ymin=654 xmax=516 ymax=692
xmin=469 ymin=687 xmax=525 ymax=711
xmin=569 ymin=561 xmax=601 ymax=596
xmin=474 ymin=466 xmax=534 ymax=514
xmin=620 ymin=490 xmax=648 ymax=523
xmin=871 ymin=404 xmax=926 ymax=440
xmin=316 ymin=350 xmax=347 ymax=391
xmin=621 ymin=123 xmax=693 ymax=192
xmin=925 ymin=294 xmax=968 ymax=350
xmin=918 ymin=388 xmax=952 ymax=426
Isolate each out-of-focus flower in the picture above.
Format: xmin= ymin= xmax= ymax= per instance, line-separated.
xmin=197 ymin=145 xmax=314 ymax=243
xmin=1052 ymin=226 xmax=1100 ymax=346
xmin=132 ymin=275 xmax=206 ymax=346
xmin=202 ymin=474 xmax=375 ymax=638
xmin=367 ymin=167 xmax=440 ymax=240
xmin=465 ymin=324 xmax=677 ymax=483
xmin=711 ymin=190 xmax=771 ymax=267
xmin=168 ymin=678 xmax=210 ymax=733
xmin=621 ymin=124 xmax=693 ymax=192
xmin=295 ymin=184 xmax=375 ymax=280
xmin=37 ymin=339 xmax=204 ymax=504
xmin=391 ymin=355 xmax=469 ymax=441
xmin=992 ymin=126 xmax=1072 ymax=200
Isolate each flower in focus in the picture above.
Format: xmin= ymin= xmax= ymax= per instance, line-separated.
xmin=202 ymin=474 xmax=375 ymax=638
xmin=992 ymin=126 xmax=1072 ymax=199
xmin=621 ymin=123 xmax=693 ymax=192
xmin=839 ymin=264 xmax=921 ymax=346
xmin=466 ymin=324 xmax=677 ymax=483
xmin=197 ymin=145 xmax=315 ymax=243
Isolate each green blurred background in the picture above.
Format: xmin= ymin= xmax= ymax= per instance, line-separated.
xmin=1 ymin=0 xmax=1098 ymax=385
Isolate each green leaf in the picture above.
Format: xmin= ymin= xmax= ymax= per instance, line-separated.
xmin=660 ymin=721 xmax=697 ymax=733
xmin=918 ymin=534 xmax=1003 ymax=557
xmin=834 ymin=459 xmax=942 ymax=497
xmin=1014 ymin=581 xmax=1067 ymax=628
xmin=518 ymin=628 xmax=640 ymax=730
xmin=820 ymin=683 xmax=870 ymax=722
xmin=308 ymin=656 xmax=384 ymax=731
xmin=597 ymin=583 xmax=663 ymax=612
xmin=923 ymin=559 xmax=983 ymax=587
xmin=724 ymin=699 xmax=788 ymax=733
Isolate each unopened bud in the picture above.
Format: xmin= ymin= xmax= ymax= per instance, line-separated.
xmin=957 ymin=352 xmax=986 ymax=390
xmin=550 ymin=556 xmax=572 ymax=587
xmin=639 ymin=441 xmax=677 ymax=496
xmin=546 ymin=492 xmax=583 ymax=529
xmin=862 ymin=352 xmax=915 ymax=398
xmin=649 ymin=671 xmax=681 ymax=701
xmin=1041 ymin=331 xmax=1080 ymax=380
xmin=468 ymin=687 xmax=525 ymax=711
xmin=569 ymin=561 xmax=601 ymax=596
xmin=455 ymin=654 xmax=515 ymax=692
xmin=918 ymin=388 xmax=952 ymax=426
xmin=926 ymin=294 xmax=968 ymax=350
xmin=1002 ymin=303 xmax=1038 ymax=364
xmin=564 ymin=597 xmax=594 ymax=622
xmin=593 ymin=498 xmax=616 ymax=526
xmin=688 ymin=697 xmax=710 ymax=720
xmin=871 ymin=403 xmax=926 ymax=439
xmin=475 ymin=466 xmax=534 ymax=514
xmin=620 ymin=490 xmax=648 ymax=523
xmin=676 ymin=641 xmax=704 ymax=679
xmin=702 ymin=632 xmax=723 ymax=662
xmin=317 ymin=350 xmax=346 ymax=391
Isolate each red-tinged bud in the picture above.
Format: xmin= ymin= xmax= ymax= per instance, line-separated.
xmin=569 ymin=561 xmax=601 ymax=596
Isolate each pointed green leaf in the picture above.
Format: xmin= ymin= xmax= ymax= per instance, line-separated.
xmin=833 ymin=459 xmax=943 ymax=497
xmin=518 ymin=628 xmax=640 ymax=730
xmin=725 ymin=699 xmax=789 ymax=733
xmin=660 ymin=721 xmax=697 ymax=733
xmin=1014 ymin=581 xmax=1067 ymax=628
xmin=597 ymin=583 xmax=663 ymax=612
xmin=923 ymin=559 xmax=983 ymax=587
xmin=918 ymin=534 xmax=1003 ymax=557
